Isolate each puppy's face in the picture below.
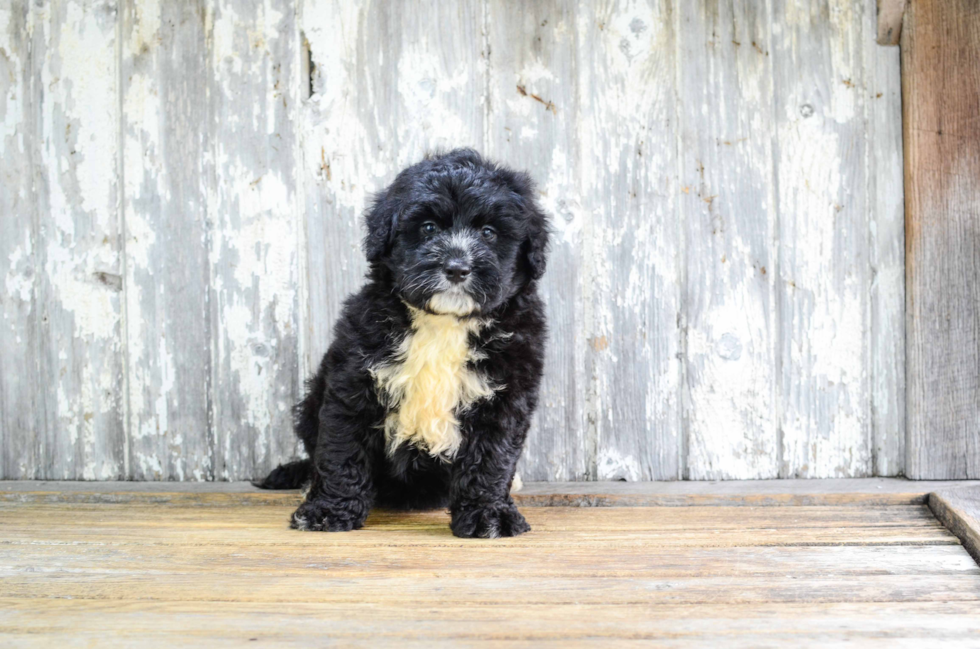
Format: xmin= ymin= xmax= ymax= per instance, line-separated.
xmin=364 ymin=150 xmax=548 ymax=317
xmin=391 ymin=209 xmax=512 ymax=317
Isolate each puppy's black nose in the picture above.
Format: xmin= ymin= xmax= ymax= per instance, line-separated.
xmin=444 ymin=259 xmax=471 ymax=284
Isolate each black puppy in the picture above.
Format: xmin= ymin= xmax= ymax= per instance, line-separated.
xmin=255 ymin=149 xmax=549 ymax=538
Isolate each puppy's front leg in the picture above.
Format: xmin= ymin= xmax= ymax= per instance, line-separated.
xmin=450 ymin=401 xmax=532 ymax=539
xmin=290 ymin=401 xmax=375 ymax=532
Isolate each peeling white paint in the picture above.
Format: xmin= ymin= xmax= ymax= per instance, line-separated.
xmin=396 ymin=43 xmax=471 ymax=149
xmin=597 ymin=447 xmax=641 ymax=482
xmin=1 ymin=0 xmax=905 ymax=482
xmin=5 ymin=241 xmax=33 ymax=305
xmin=208 ymin=0 xmax=301 ymax=480
xmin=127 ymin=0 xmax=159 ymax=52
xmin=56 ymin=2 xmax=118 ymax=221
xmin=43 ymin=241 xmax=119 ymax=339
xmin=774 ymin=0 xmax=874 ymax=478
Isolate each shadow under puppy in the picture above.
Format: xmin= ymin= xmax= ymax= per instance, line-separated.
xmin=255 ymin=149 xmax=549 ymax=538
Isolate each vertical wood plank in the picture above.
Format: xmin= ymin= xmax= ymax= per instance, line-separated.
xmin=773 ymin=0 xmax=872 ymax=477
xmin=578 ymin=0 xmax=680 ymax=481
xmin=298 ymin=0 xmax=487 ymax=379
xmin=31 ymin=0 xmax=126 ymax=479
xmin=678 ymin=0 xmax=778 ymax=479
xmin=875 ymin=0 xmax=905 ymax=46
xmin=0 ymin=3 xmax=40 ymax=479
xmin=121 ymin=0 xmax=212 ymax=480
xmin=865 ymin=0 xmax=905 ymax=476
xmin=488 ymin=0 xmax=590 ymax=481
xmin=208 ymin=0 xmax=301 ymax=480
xmin=903 ymin=0 xmax=980 ymax=479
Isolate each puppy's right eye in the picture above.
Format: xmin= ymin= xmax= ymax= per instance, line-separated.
xmin=421 ymin=222 xmax=440 ymax=236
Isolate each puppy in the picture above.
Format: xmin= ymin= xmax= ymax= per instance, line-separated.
xmin=255 ymin=149 xmax=549 ymax=538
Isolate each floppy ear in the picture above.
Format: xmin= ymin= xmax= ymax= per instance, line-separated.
xmin=363 ymin=191 xmax=399 ymax=263
xmin=522 ymin=199 xmax=549 ymax=280
xmin=513 ymin=173 xmax=550 ymax=281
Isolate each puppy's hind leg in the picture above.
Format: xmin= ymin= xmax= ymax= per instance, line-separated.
xmin=252 ymin=459 xmax=312 ymax=490
xmin=252 ymin=371 xmax=321 ymax=490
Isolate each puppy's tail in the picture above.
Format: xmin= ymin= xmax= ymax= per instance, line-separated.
xmin=252 ymin=459 xmax=312 ymax=490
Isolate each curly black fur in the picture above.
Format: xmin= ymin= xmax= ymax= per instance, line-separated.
xmin=255 ymin=149 xmax=549 ymax=538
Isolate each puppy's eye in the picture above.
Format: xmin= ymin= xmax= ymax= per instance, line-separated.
xmin=421 ymin=222 xmax=440 ymax=236
xmin=480 ymin=226 xmax=497 ymax=242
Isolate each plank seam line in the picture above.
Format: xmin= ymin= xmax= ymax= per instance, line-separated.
xmin=673 ymin=0 xmax=688 ymax=481
xmin=481 ymin=0 xmax=490 ymax=157
xmin=26 ymin=4 xmax=44 ymax=480
xmin=204 ymin=1 xmax=217 ymax=482
xmin=116 ymin=0 xmax=131 ymax=481
xmin=766 ymin=0 xmax=785 ymax=478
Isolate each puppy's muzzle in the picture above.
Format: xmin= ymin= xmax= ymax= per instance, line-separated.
xmin=443 ymin=258 xmax=471 ymax=285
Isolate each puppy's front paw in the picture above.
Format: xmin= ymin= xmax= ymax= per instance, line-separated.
xmin=451 ymin=501 xmax=531 ymax=539
xmin=290 ymin=499 xmax=366 ymax=532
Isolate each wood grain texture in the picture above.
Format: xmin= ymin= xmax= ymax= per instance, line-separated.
xmin=0 ymin=489 xmax=979 ymax=646
xmin=678 ymin=0 xmax=777 ymax=480
xmin=487 ymin=0 xmax=590 ymax=481
xmin=31 ymin=0 xmax=127 ymax=479
xmin=0 ymin=4 xmax=39 ymax=479
xmin=866 ymin=0 xmax=905 ymax=476
xmin=903 ymin=0 xmax=980 ymax=479
xmin=0 ymin=0 xmax=910 ymax=482
xmin=2 ymin=600 xmax=980 ymax=649
xmin=207 ymin=0 xmax=302 ymax=480
xmin=5 ymin=477 xmax=979 ymax=506
xmin=773 ymin=0 xmax=872 ymax=478
xmin=930 ymin=487 xmax=980 ymax=566
xmin=875 ymin=0 xmax=905 ymax=46
xmin=3 ymin=536 xmax=974 ymax=575
xmin=121 ymin=0 xmax=212 ymax=480
xmin=583 ymin=0 xmax=682 ymax=481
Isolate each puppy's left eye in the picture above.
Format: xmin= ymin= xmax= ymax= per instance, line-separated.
xmin=480 ymin=226 xmax=497 ymax=242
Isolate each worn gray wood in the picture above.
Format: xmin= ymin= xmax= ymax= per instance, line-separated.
xmin=876 ymin=0 xmax=905 ymax=46
xmin=678 ymin=0 xmax=777 ymax=480
xmin=208 ymin=0 xmax=303 ymax=480
xmin=29 ymin=0 xmax=127 ymax=479
xmin=903 ymin=0 xmax=980 ymax=480
xmin=579 ymin=1 xmax=682 ymax=481
xmin=0 ymin=3 xmax=39 ymax=479
xmin=296 ymin=0 xmax=367 ymax=382
xmin=0 ymin=0 xmax=911 ymax=482
xmin=773 ymin=0 xmax=873 ymax=478
xmin=866 ymin=0 xmax=905 ymax=477
xmin=929 ymin=487 xmax=980 ymax=566
xmin=120 ymin=0 xmax=213 ymax=480
xmin=487 ymin=0 xmax=591 ymax=481
xmin=5 ymin=478 xmax=979 ymax=508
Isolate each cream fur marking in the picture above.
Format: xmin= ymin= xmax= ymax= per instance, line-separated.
xmin=372 ymin=302 xmax=497 ymax=459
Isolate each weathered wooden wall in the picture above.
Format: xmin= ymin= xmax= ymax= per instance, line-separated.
xmin=903 ymin=0 xmax=980 ymax=479
xmin=0 ymin=0 xmax=905 ymax=481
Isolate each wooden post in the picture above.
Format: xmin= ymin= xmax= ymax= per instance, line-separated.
xmin=903 ymin=0 xmax=980 ymax=478
xmin=877 ymin=0 xmax=907 ymax=46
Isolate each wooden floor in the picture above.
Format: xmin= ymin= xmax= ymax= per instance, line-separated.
xmin=2 ymin=481 xmax=980 ymax=648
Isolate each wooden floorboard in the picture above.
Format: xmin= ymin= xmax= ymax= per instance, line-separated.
xmin=4 ymin=478 xmax=980 ymax=506
xmin=1 ymin=486 xmax=979 ymax=646
xmin=930 ymin=486 xmax=980 ymax=565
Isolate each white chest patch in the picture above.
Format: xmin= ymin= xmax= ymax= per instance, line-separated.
xmin=371 ymin=306 xmax=497 ymax=459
